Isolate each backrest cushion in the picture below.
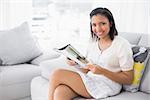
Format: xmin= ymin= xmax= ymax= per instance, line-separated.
xmin=123 ymin=46 xmax=149 ymax=92
xmin=119 ymin=32 xmax=150 ymax=93
xmin=138 ymin=34 xmax=150 ymax=47
xmin=140 ymin=58 xmax=150 ymax=93
xmin=138 ymin=34 xmax=150 ymax=93
xmin=0 ymin=22 xmax=42 ymax=65
xmin=119 ymin=32 xmax=142 ymax=45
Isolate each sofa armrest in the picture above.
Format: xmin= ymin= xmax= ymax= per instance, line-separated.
xmin=31 ymin=49 xmax=60 ymax=65
xmin=40 ymin=55 xmax=79 ymax=80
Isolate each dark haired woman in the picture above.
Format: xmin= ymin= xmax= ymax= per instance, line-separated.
xmin=49 ymin=7 xmax=134 ymax=100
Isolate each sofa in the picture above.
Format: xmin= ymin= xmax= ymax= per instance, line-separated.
xmin=0 ymin=52 xmax=60 ymax=100
xmin=0 ymin=22 xmax=60 ymax=100
xmin=31 ymin=32 xmax=150 ymax=100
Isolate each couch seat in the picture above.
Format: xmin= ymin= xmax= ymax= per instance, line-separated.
xmin=31 ymin=76 xmax=150 ymax=100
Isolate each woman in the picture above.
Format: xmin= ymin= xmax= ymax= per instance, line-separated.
xmin=49 ymin=7 xmax=134 ymax=100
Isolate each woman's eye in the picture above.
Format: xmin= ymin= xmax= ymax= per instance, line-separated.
xmin=101 ymin=22 xmax=106 ymax=25
xmin=92 ymin=24 xmax=96 ymax=27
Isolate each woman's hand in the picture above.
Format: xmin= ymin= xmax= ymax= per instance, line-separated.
xmin=85 ymin=63 xmax=103 ymax=74
xmin=66 ymin=58 xmax=77 ymax=66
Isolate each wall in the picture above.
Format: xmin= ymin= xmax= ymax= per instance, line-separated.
xmin=92 ymin=0 xmax=149 ymax=34
xmin=0 ymin=0 xmax=149 ymax=50
xmin=0 ymin=0 xmax=32 ymax=30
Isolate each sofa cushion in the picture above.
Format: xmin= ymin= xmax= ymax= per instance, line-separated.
xmin=0 ymin=64 xmax=41 ymax=100
xmin=0 ymin=22 xmax=42 ymax=65
xmin=138 ymin=33 xmax=150 ymax=47
xmin=40 ymin=55 xmax=78 ymax=80
xmin=0 ymin=81 xmax=31 ymax=100
xmin=119 ymin=32 xmax=142 ymax=45
xmin=137 ymin=34 xmax=150 ymax=93
xmin=104 ymin=91 xmax=150 ymax=100
xmin=31 ymin=76 xmax=150 ymax=100
xmin=74 ymin=92 xmax=150 ymax=100
xmin=31 ymin=49 xmax=60 ymax=65
xmin=123 ymin=46 xmax=149 ymax=92
xmin=0 ymin=64 xmax=41 ymax=85
xmin=140 ymin=57 xmax=150 ymax=94
xmin=31 ymin=76 xmax=49 ymax=100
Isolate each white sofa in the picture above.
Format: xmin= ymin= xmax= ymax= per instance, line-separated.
xmin=0 ymin=22 xmax=60 ymax=100
xmin=31 ymin=32 xmax=150 ymax=100
xmin=0 ymin=51 xmax=60 ymax=100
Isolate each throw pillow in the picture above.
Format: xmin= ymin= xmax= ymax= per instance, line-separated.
xmin=0 ymin=22 xmax=42 ymax=65
xmin=123 ymin=46 xmax=149 ymax=92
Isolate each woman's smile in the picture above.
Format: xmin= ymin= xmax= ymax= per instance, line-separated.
xmin=96 ymin=32 xmax=103 ymax=36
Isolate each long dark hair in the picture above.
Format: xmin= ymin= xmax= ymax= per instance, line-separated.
xmin=90 ymin=7 xmax=118 ymax=41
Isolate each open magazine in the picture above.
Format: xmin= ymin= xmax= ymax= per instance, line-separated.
xmin=53 ymin=44 xmax=89 ymax=68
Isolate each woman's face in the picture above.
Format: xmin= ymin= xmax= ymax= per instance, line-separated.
xmin=91 ymin=14 xmax=111 ymax=39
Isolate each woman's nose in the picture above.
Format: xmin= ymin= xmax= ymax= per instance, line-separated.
xmin=96 ymin=25 xmax=102 ymax=31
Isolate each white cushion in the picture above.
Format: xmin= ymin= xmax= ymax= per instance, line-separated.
xmin=0 ymin=82 xmax=31 ymax=100
xmin=138 ymin=34 xmax=150 ymax=93
xmin=31 ymin=49 xmax=60 ymax=65
xmin=123 ymin=46 xmax=150 ymax=92
xmin=0 ymin=64 xmax=41 ymax=100
xmin=138 ymin=34 xmax=150 ymax=47
xmin=31 ymin=76 xmax=150 ymax=100
xmin=119 ymin=32 xmax=142 ymax=45
xmin=0 ymin=64 xmax=41 ymax=85
xmin=0 ymin=22 xmax=42 ymax=65
xmin=40 ymin=55 xmax=78 ymax=80
xmin=140 ymin=58 xmax=150 ymax=93
xmin=31 ymin=76 xmax=49 ymax=100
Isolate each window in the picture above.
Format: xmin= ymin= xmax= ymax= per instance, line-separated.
xmin=32 ymin=0 xmax=92 ymax=49
xmin=31 ymin=0 xmax=149 ymax=49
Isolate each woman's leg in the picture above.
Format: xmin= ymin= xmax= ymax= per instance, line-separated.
xmin=54 ymin=84 xmax=77 ymax=100
xmin=49 ymin=69 xmax=92 ymax=100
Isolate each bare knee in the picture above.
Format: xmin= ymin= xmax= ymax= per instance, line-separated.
xmin=54 ymin=85 xmax=76 ymax=100
xmin=49 ymin=69 xmax=67 ymax=84
xmin=53 ymin=85 xmax=66 ymax=100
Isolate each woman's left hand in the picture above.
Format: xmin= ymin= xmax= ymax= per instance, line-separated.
xmin=85 ymin=63 xmax=103 ymax=74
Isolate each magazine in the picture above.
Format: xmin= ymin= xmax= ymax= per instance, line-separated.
xmin=53 ymin=44 xmax=89 ymax=68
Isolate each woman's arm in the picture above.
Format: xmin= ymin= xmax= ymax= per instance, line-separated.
xmin=86 ymin=64 xmax=134 ymax=85
xmin=100 ymin=67 xmax=133 ymax=85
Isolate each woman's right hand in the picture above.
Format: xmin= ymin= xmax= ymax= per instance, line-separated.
xmin=66 ymin=58 xmax=77 ymax=66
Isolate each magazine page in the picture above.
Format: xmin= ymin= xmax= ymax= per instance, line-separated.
xmin=53 ymin=44 xmax=89 ymax=68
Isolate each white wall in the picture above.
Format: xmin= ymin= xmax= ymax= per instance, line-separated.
xmin=0 ymin=0 xmax=10 ymax=30
xmin=92 ymin=0 xmax=149 ymax=34
xmin=0 ymin=0 xmax=32 ymax=30
xmin=1 ymin=0 xmax=149 ymax=50
xmin=0 ymin=0 xmax=149 ymax=33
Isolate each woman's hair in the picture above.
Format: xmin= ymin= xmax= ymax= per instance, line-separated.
xmin=90 ymin=7 xmax=118 ymax=41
